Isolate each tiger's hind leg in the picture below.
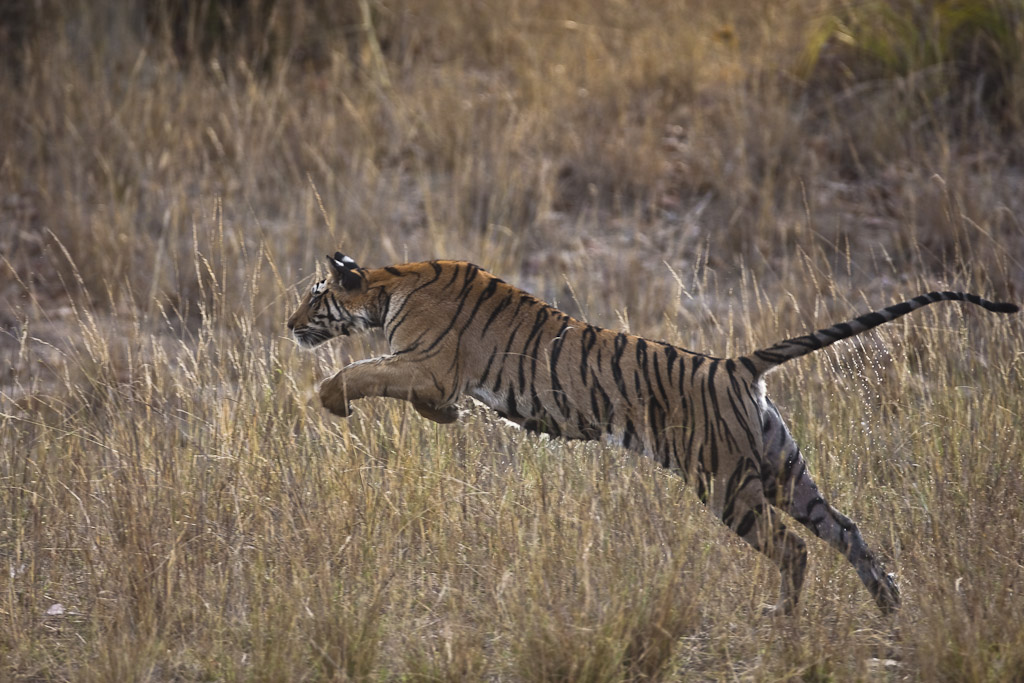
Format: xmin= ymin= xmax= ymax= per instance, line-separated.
xmin=761 ymin=399 xmax=901 ymax=614
xmin=719 ymin=483 xmax=808 ymax=616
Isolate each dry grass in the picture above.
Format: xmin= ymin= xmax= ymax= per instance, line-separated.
xmin=2 ymin=1 xmax=1023 ymax=680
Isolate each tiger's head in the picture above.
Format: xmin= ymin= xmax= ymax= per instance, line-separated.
xmin=287 ymin=252 xmax=376 ymax=348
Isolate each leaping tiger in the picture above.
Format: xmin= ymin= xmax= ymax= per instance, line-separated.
xmin=287 ymin=252 xmax=1018 ymax=615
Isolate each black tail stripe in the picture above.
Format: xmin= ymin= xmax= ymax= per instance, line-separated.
xmin=826 ymin=323 xmax=853 ymax=338
xmin=886 ymin=302 xmax=914 ymax=316
xmin=855 ymin=312 xmax=887 ymax=327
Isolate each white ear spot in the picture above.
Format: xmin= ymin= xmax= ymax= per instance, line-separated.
xmin=341 ymin=255 xmax=357 ymax=267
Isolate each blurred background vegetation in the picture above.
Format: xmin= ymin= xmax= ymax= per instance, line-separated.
xmin=1 ymin=1 xmax=1022 ymax=680
xmin=2 ymin=0 xmax=1020 ymax=319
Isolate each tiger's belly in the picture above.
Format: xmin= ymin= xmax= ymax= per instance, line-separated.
xmin=468 ymin=385 xmax=651 ymax=448
xmin=467 ymin=385 xmax=627 ymax=443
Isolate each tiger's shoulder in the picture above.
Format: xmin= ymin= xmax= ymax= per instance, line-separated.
xmin=373 ymin=259 xmax=548 ymax=314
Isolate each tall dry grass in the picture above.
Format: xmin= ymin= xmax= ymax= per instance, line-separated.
xmin=2 ymin=0 xmax=1023 ymax=680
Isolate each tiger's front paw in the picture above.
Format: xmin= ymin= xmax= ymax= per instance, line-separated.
xmin=414 ymin=402 xmax=460 ymax=424
xmin=319 ymin=379 xmax=354 ymax=417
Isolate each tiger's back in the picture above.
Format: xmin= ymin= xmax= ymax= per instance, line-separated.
xmin=288 ymin=252 xmax=1017 ymax=615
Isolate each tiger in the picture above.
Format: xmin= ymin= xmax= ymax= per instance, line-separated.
xmin=287 ymin=251 xmax=1018 ymax=615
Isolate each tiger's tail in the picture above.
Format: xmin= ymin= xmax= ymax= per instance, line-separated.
xmin=740 ymin=291 xmax=1018 ymax=378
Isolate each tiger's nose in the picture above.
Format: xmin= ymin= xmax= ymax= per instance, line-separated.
xmin=286 ymin=316 xmax=296 ymax=330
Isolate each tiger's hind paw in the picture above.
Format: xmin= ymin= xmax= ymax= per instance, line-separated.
xmin=873 ymin=572 xmax=901 ymax=615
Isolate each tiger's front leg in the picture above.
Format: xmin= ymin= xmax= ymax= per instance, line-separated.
xmin=318 ymin=356 xmax=460 ymax=424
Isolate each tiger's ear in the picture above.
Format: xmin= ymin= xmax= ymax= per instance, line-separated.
xmin=326 ymin=252 xmax=365 ymax=291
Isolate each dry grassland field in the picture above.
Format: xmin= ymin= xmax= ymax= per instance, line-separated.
xmin=2 ymin=1 xmax=1023 ymax=680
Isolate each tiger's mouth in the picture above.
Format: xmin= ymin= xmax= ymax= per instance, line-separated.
xmin=293 ymin=326 xmax=343 ymax=348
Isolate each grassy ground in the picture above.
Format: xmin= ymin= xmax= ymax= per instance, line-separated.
xmin=2 ymin=1 xmax=1023 ymax=680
